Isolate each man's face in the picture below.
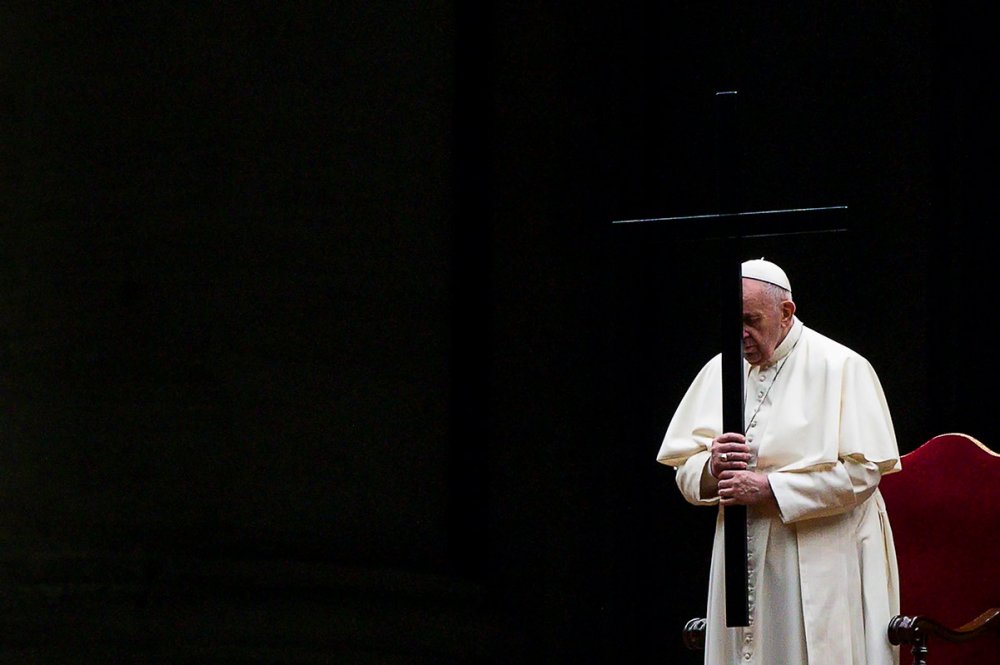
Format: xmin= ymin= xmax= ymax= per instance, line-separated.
xmin=742 ymin=278 xmax=792 ymax=366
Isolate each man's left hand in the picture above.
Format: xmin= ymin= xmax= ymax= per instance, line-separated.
xmin=718 ymin=470 xmax=774 ymax=507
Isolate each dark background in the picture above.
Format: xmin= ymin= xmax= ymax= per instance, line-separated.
xmin=0 ymin=2 xmax=996 ymax=663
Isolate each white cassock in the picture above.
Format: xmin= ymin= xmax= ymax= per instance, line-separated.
xmin=657 ymin=317 xmax=901 ymax=665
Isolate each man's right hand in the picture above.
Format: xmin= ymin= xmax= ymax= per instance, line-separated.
xmin=710 ymin=433 xmax=752 ymax=478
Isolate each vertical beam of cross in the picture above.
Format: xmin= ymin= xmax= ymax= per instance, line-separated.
xmin=715 ymin=90 xmax=750 ymax=627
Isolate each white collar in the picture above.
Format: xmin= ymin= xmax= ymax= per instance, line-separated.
xmin=763 ymin=316 xmax=803 ymax=368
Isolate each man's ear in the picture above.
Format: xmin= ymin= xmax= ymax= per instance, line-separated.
xmin=781 ymin=300 xmax=796 ymax=323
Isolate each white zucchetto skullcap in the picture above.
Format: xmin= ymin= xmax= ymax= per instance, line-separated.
xmin=742 ymin=258 xmax=792 ymax=293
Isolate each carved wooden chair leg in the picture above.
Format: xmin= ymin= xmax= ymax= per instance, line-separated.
xmin=888 ymin=616 xmax=929 ymax=665
xmin=682 ymin=617 xmax=706 ymax=651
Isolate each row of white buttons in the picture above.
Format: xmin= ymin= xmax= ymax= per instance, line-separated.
xmin=745 ymin=534 xmax=755 ymax=661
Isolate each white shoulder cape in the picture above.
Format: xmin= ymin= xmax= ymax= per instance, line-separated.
xmin=657 ymin=323 xmax=900 ymax=475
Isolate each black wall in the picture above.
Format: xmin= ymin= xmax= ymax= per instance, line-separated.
xmin=0 ymin=2 xmax=994 ymax=663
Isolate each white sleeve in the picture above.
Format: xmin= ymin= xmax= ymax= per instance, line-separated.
xmin=675 ymin=449 xmax=721 ymax=505
xmin=769 ymin=455 xmax=881 ymax=524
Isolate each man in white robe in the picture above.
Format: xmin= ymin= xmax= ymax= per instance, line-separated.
xmin=657 ymin=259 xmax=901 ymax=665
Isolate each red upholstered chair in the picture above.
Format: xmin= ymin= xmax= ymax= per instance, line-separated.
xmin=880 ymin=433 xmax=1000 ymax=665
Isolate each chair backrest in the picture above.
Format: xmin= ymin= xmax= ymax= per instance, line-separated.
xmin=879 ymin=433 xmax=1000 ymax=665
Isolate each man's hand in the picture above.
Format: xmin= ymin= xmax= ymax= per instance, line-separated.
xmin=718 ymin=470 xmax=774 ymax=507
xmin=710 ymin=432 xmax=751 ymax=478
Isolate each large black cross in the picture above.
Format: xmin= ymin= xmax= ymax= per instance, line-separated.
xmin=615 ymin=91 xmax=847 ymax=627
